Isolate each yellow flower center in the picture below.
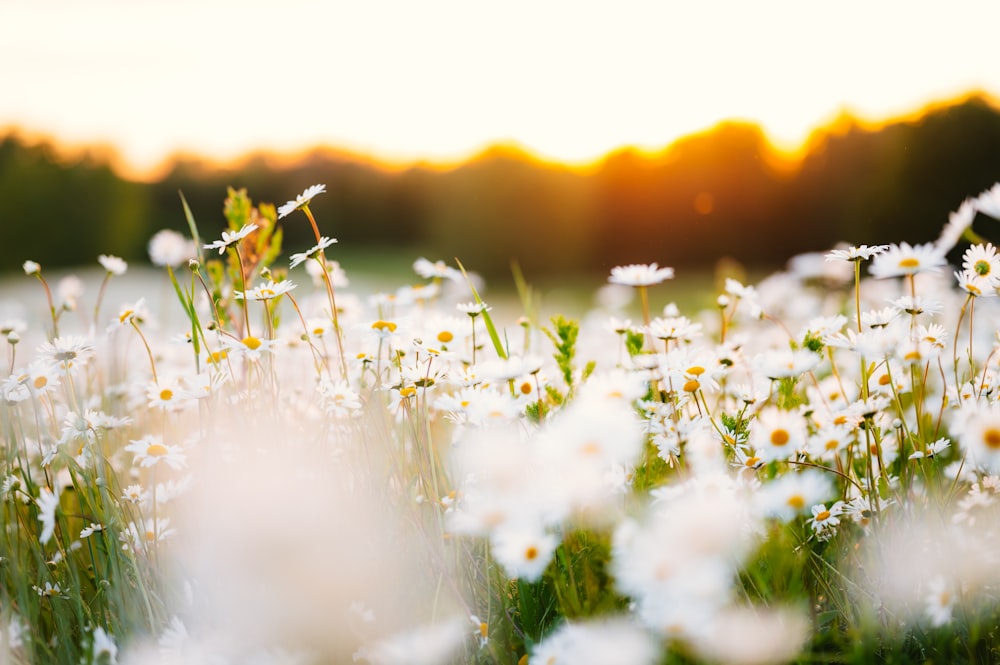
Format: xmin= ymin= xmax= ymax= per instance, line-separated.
xmin=437 ymin=330 xmax=454 ymax=343
xmin=119 ymin=309 xmax=134 ymax=323
xmin=524 ymin=546 xmax=538 ymax=561
xmin=146 ymin=444 xmax=168 ymax=456
xmin=372 ymin=320 xmax=398 ymax=333
xmin=825 ymin=439 xmax=840 ymax=451
xmin=399 ymin=386 xmax=417 ymax=398
xmin=242 ymin=336 xmax=262 ymax=350
xmin=878 ymin=374 xmax=891 ymax=386
xmin=683 ymin=379 xmax=700 ymax=392
xmin=580 ymin=442 xmax=602 ymax=456
xmin=520 ymin=381 xmax=533 ymax=395
xmin=983 ymin=427 xmax=1000 ymax=449
xmin=208 ymin=349 xmax=228 ymax=364
xmin=770 ymin=429 xmax=790 ymax=446
xmin=815 ymin=510 xmax=831 ymax=521
xmin=745 ymin=456 xmax=760 ymax=467
xmin=261 ymin=288 xmax=275 ymax=297
xmin=787 ymin=494 xmax=805 ymax=509
xmin=686 ymin=365 xmax=705 ymax=376
xmin=33 ymin=376 xmax=47 ymax=389
xmin=898 ymin=257 xmax=920 ymax=269
xmin=146 ymin=530 xmax=156 ymax=542
xmin=159 ymin=389 xmax=173 ymax=401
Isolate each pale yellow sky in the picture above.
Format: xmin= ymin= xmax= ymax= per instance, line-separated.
xmin=2 ymin=0 xmax=998 ymax=177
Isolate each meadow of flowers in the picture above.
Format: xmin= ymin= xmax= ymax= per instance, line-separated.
xmin=5 ymin=183 xmax=1000 ymax=664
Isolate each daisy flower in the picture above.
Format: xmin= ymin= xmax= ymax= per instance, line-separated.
xmin=924 ymin=576 xmax=955 ymax=627
xmin=203 ymin=223 xmax=257 ymax=255
xmin=751 ymin=407 xmax=808 ymax=462
xmin=955 ymin=270 xmax=994 ymax=297
xmin=413 ymin=257 xmax=461 ymax=281
xmin=889 ymin=295 xmax=942 ymax=317
xmin=806 ymin=424 xmax=853 ymax=459
xmin=807 ymin=501 xmax=845 ymax=540
xmin=148 ymin=229 xmax=197 ymax=267
xmin=753 ymin=348 xmax=821 ymax=380
xmin=234 ymin=279 xmax=297 ymax=301
xmin=962 ymin=243 xmax=1000 ymax=282
xmin=490 ymin=523 xmax=558 ymax=582
xmin=952 ymin=403 xmax=1000 ymax=473
xmin=91 ymin=627 xmax=118 ymax=664
xmin=125 ymin=435 xmax=186 ymax=470
xmin=529 ymin=619 xmax=658 ymax=665
xmin=457 ymin=302 xmax=492 ymax=316
xmin=147 ymin=378 xmax=190 ymax=412
xmin=222 ymin=335 xmax=281 ymax=361
xmin=908 ymin=437 xmax=951 ymax=460
xmin=97 ymin=254 xmax=128 ymax=275
xmin=289 ymin=236 xmax=337 ymax=268
xmin=974 ymin=181 xmax=1000 ymax=219
xmin=937 ymin=198 xmax=977 ymax=252
xmin=33 ymin=582 xmax=66 ymax=598
xmin=79 ymin=523 xmax=103 ymax=538
xmin=868 ymin=242 xmax=947 ymax=279
xmin=318 ymin=378 xmax=363 ymax=418
xmin=121 ymin=484 xmax=149 ymax=505
xmin=824 ymin=244 xmax=890 ymax=262
xmin=36 ymin=487 xmax=59 ymax=545
xmin=277 ymin=184 xmax=326 ymax=219
xmin=57 ymin=275 xmax=84 ymax=311
xmin=37 ymin=335 xmax=95 ymax=367
xmin=608 ymin=263 xmax=675 ymax=287
xmin=646 ymin=315 xmax=702 ymax=343
xmin=756 ymin=470 xmax=834 ymax=522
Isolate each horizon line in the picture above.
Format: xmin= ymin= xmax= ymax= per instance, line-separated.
xmin=2 ymin=90 xmax=997 ymax=184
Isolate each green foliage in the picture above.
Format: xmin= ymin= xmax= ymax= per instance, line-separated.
xmin=543 ymin=315 xmax=580 ymax=389
xmin=625 ymin=330 xmax=645 ymax=358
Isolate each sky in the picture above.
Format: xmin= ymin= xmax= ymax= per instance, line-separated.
xmin=3 ymin=0 xmax=999 ymax=179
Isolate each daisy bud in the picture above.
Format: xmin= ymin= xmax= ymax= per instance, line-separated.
xmin=23 ymin=260 xmax=40 ymax=276
xmin=6 ymin=332 xmax=18 ymax=345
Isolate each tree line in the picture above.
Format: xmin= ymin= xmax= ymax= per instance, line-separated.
xmin=3 ymin=94 xmax=1000 ymax=280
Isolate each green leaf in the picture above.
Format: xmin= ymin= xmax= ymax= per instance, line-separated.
xmin=178 ymin=190 xmax=203 ymax=264
xmin=455 ymin=258 xmax=507 ymax=360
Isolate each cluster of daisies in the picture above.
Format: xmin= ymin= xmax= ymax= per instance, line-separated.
xmin=5 ymin=181 xmax=1000 ymax=664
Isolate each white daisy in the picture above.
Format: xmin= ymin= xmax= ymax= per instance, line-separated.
xmin=148 ymin=229 xmax=197 ymax=267
xmin=289 ymin=236 xmax=338 ymax=268
xmin=203 ymin=223 xmax=257 ymax=255
xmin=234 ymin=279 xmax=297 ymax=301
xmin=608 ymin=263 xmax=675 ymax=287
xmin=824 ymin=244 xmax=890 ymax=262
xmin=868 ymin=242 xmax=947 ymax=279
xmin=97 ymin=254 xmax=128 ymax=276
xmin=277 ymin=184 xmax=326 ymax=219
xmin=974 ymin=181 xmax=1000 ymax=220
xmin=125 ymin=436 xmax=186 ymax=470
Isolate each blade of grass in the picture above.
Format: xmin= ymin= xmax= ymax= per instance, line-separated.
xmin=178 ymin=190 xmax=203 ymax=264
xmin=455 ymin=258 xmax=507 ymax=360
